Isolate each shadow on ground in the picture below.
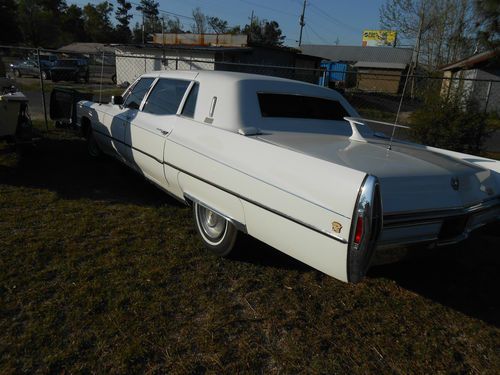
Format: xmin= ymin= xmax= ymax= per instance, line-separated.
xmin=1 ymin=131 xmax=498 ymax=326
xmin=0 ymin=132 xmax=182 ymax=208
xmin=369 ymin=224 xmax=500 ymax=326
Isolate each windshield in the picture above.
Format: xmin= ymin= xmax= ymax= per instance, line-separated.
xmin=55 ymin=60 xmax=77 ymax=67
xmin=258 ymin=93 xmax=349 ymax=121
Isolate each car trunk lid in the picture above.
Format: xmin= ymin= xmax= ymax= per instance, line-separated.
xmin=256 ymin=131 xmax=499 ymax=213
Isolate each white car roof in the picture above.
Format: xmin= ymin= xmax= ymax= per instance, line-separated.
xmin=139 ymin=70 xmax=358 ymax=132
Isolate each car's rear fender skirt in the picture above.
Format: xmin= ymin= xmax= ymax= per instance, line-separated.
xmin=178 ymin=173 xmax=247 ymax=232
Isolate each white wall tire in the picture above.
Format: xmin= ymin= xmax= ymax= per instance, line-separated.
xmin=193 ymin=202 xmax=238 ymax=256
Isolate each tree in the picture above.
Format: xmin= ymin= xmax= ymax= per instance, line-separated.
xmin=132 ymin=22 xmax=143 ymax=44
xmin=17 ymin=0 xmax=60 ymax=47
xmin=409 ymin=91 xmax=494 ymax=154
xmin=60 ymin=4 xmax=88 ymax=44
xmin=379 ymin=0 xmax=476 ymax=68
xmin=243 ymin=17 xmax=285 ymax=46
xmin=83 ymin=2 xmax=114 ymax=43
xmin=261 ymin=21 xmax=285 ymax=46
xmin=0 ymin=0 xmax=22 ymax=44
xmin=191 ymin=7 xmax=207 ymax=34
xmin=115 ymin=0 xmax=133 ymax=43
xmin=166 ymin=17 xmax=184 ymax=33
xmin=136 ymin=0 xmax=161 ymax=38
xmin=474 ymin=0 xmax=500 ymax=49
xmin=208 ymin=16 xmax=228 ymax=34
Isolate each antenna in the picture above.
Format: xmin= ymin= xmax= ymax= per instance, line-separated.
xmin=298 ymin=0 xmax=306 ymax=46
xmin=388 ymin=2 xmax=423 ymax=151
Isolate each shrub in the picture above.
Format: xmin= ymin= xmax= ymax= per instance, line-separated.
xmin=409 ymin=93 xmax=496 ymax=155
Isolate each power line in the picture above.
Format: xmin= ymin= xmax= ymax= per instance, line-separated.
xmin=237 ymin=0 xmax=299 ymax=18
xmin=128 ymin=1 xmax=195 ymax=20
xmin=307 ymin=2 xmax=359 ymax=33
xmin=306 ymin=24 xmax=330 ymax=45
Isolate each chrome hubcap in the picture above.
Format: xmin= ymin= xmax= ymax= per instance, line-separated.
xmin=197 ymin=205 xmax=226 ymax=242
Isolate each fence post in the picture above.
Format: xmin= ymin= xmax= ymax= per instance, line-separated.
xmin=36 ymin=48 xmax=49 ymax=131
xmin=99 ymin=51 xmax=105 ymax=104
xmin=484 ymin=81 xmax=492 ymax=113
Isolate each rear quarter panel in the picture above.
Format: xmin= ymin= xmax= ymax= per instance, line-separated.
xmin=166 ymin=118 xmax=367 ymax=281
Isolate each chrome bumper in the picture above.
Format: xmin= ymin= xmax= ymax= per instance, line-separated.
xmin=377 ymin=197 xmax=500 ymax=248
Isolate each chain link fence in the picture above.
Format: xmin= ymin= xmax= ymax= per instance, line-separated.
xmin=1 ymin=45 xmax=499 ymax=150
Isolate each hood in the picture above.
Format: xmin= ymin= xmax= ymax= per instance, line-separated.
xmin=256 ymin=131 xmax=499 ymax=213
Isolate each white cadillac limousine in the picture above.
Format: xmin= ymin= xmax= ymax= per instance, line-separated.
xmin=76 ymin=71 xmax=500 ymax=283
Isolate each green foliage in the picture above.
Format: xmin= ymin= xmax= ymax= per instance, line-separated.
xmin=0 ymin=0 xmax=22 ymax=43
xmin=208 ymin=16 xmax=228 ymax=34
xmin=243 ymin=17 xmax=285 ymax=46
xmin=409 ymin=92 xmax=494 ymax=154
xmin=136 ymin=0 xmax=161 ymax=36
xmin=83 ymin=2 xmax=115 ymax=43
xmin=474 ymin=0 xmax=500 ymax=49
xmin=114 ymin=0 xmax=133 ymax=43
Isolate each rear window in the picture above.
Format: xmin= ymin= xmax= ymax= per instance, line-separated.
xmin=258 ymin=93 xmax=349 ymax=120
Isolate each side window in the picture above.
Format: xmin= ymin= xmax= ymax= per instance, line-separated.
xmin=181 ymin=83 xmax=199 ymax=118
xmin=143 ymin=79 xmax=190 ymax=115
xmin=123 ymin=77 xmax=155 ymax=110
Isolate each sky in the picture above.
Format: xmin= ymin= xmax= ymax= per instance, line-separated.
xmin=72 ymin=0 xmax=386 ymax=47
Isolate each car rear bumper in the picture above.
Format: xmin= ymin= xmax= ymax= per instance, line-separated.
xmin=377 ymin=196 xmax=500 ymax=248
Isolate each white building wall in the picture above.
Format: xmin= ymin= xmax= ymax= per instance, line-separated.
xmin=115 ymin=48 xmax=215 ymax=85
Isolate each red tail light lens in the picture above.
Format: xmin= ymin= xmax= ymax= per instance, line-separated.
xmin=354 ymin=216 xmax=363 ymax=245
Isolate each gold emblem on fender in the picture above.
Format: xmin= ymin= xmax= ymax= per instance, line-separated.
xmin=332 ymin=221 xmax=343 ymax=233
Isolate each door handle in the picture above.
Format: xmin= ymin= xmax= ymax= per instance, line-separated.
xmin=157 ymin=128 xmax=170 ymax=136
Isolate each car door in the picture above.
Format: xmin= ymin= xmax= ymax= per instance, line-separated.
xmin=124 ymin=78 xmax=192 ymax=186
xmin=100 ymin=77 xmax=155 ymax=161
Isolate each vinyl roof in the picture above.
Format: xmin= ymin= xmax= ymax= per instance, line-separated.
xmin=300 ymin=45 xmax=413 ymax=65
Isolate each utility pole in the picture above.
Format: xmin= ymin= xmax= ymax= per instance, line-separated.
xmin=162 ymin=16 xmax=166 ymax=68
xmin=250 ymin=10 xmax=254 ymax=25
xmin=142 ymin=11 xmax=145 ymax=45
xmin=298 ymin=0 xmax=306 ymax=46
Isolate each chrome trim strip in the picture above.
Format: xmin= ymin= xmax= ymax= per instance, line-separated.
xmin=166 ymin=137 xmax=351 ymax=219
xmin=90 ymin=129 xmax=349 ymax=244
xmin=172 ymin=162 xmax=348 ymax=244
xmin=384 ymin=197 xmax=500 ymax=225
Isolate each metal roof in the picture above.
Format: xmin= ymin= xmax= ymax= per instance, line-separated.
xmin=58 ymin=43 xmax=117 ymax=54
xmin=354 ymin=61 xmax=407 ymax=70
xmin=439 ymin=49 xmax=499 ymax=71
xmin=300 ymin=45 xmax=413 ymax=64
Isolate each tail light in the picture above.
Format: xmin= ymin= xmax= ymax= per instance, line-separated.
xmin=347 ymin=175 xmax=382 ymax=283
xmin=354 ymin=216 xmax=363 ymax=245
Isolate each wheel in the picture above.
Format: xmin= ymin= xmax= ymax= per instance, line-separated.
xmin=13 ymin=69 xmax=21 ymax=77
xmin=86 ymin=127 xmax=101 ymax=158
xmin=111 ymin=74 xmax=117 ymax=84
xmin=193 ymin=202 xmax=238 ymax=256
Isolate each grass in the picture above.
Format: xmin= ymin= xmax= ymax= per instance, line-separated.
xmin=0 ymin=128 xmax=499 ymax=374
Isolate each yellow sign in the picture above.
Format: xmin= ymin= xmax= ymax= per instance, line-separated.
xmin=362 ymin=30 xmax=397 ymax=47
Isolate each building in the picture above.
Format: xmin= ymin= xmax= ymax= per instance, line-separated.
xmin=113 ymin=34 xmax=322 ymax=85
xmin=440 ymin=49 xmax=500 ymax=113
xmin=299 ymin=45 xmax=413 ymax=94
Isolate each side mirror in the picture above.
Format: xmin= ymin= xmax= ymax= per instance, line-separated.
xmin=111 ymin=95 xmax=123 ymax=105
